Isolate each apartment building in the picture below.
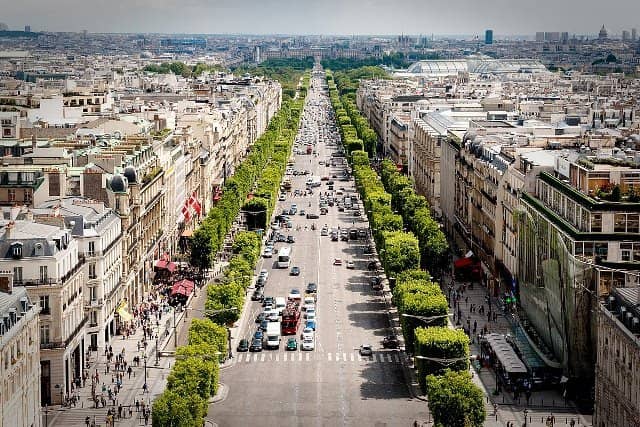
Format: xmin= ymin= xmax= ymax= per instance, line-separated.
xmin=595 ymin=287 xmax=640 ymax=427
xmin=33 ymin=199 xmax=122 ymax=352
xmin=0 ymin=218 xmax=86 ymax=406
xmin=0 ymin=280 xmax=40 ymax=427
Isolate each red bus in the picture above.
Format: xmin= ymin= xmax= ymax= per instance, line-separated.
xmin=281 ymin=301 xmax=301 ymax=335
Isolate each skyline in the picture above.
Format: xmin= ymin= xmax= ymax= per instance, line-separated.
xmin=1 ymin=0 xmax=639 ymax=36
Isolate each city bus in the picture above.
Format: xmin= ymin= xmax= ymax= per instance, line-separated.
xmin=277 ymin=246 xmax=292 ymax=268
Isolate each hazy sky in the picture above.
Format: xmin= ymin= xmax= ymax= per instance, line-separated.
xmin=2 ymin=0 xmax=639 ymax=36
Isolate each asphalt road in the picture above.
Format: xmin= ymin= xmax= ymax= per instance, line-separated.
xmin=209 ymin=69 xmax=429 ymax=427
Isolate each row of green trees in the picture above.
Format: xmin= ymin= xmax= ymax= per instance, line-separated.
xmin=153 ymin=73 xmax=310 ymax=426
xmin=324 ymin=68 xmax=485 ymax=427
xmin=379 ymin=160 xmax=448 ymax=274
xmin=152 ymin=318 xmax=227 ymax=426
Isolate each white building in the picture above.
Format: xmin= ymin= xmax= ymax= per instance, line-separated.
xmin=0 ymin=217 xmax=86 ymax=406
xmin=34 ymin=199 xmax=122 ymax=352
xmin=0 ymin=280 xmax=40 ymax=427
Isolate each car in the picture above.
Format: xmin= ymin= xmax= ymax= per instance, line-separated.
xmin=320 ymin=227 xmax=328 ymax=236
xmin=287 ymin=235 xmax=296 ymax=243
xmin=286 ymin=337 xmax=298 ymax=351
xmin=346 ymin=260 xmax=355 ymax=269
xmin=263 ymin=248 xmax=273 ymax=258
xmin=259 ymin=269 xmax=269 ymax=280
xmin=262 ymin=296 xmax=274 ymax=307
xmin=259 ymin=319 xmax=269 ymax=331
xmin=303 ymin=297 xmax=315 ymax=310
xmin=301 ymin=327 xmax=314 ymax=340
xmin=333 ymin=258 xmax=343 ymax=266
xmin=255 ymin=313 xmax=266 ymax=323
xmin=359 ymin=344 xmax=373 ymax=356
xmin=305 ymin=319 xmax=316 ymax=331
xmin=306 ymin=282 xmax=317 ymax=293
xmin=358 ymin=229 xmax=367 ymax=238
xmin=255 ymin=277 xmax=266 ymax=288
xmin=286 ymin=220 xmax=294 ymax=228
xmin=382 ymin=335 xmax=400 ymax=349
xmin=341 ymin=233 xmax=349 ymax=242
xmin=302 ymin=336 xmax=315 ymax=351
xmin=288 ymin=288 xmax=302 ymax=300
xmin=320 ymin=207 xmax=328 ymax=215
xmin=331 ymin=233 xmax=339 ymax=241
xmin=277 ymin=233 xmax=287 ymax=242
xmin=237 ymin=339 xmax=249 ymax=352
xmin=306 ymin=213 xmax=320 ymax=219
xmin=278 ymin=194 xmax=286 ymax=201
xmin=364 ymin=246 xmax=375 ymax=255
xmin=254 ymin=330 xmax=264 ymax=340
xmin=321 ymin=176 xmax=329 ymax=181
xmin=290 ymin=266 xmax=301 ymax=276
xmin=266 ymin=309 xmax=279 ymax=322
xmin=338 ymin=205 xmax=345 ymax=212
xmin=250 ymin=338 xmax=263 ymax=352
xmin=299 ymin=209 xmax=306 ymax=216
xmin=251 ymin=288 xmax=264 ymax=301
xmin=305 ymin=306 xmax=316 ymax=317
xmin=271 ymin=222 xmax=280 ymax=230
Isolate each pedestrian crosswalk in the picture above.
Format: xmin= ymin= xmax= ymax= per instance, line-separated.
xmin=234 ymin=351 xmax=402 ymax=364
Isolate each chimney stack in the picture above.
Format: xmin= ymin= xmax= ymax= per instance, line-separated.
xmin=5 ymin=221 xmax=15 ymax=240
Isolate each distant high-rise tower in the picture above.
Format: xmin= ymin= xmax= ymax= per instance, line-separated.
xmin=535 ymin=32 xmax=545 ymax=42
xmin=599 ymin=25 xmax=608 ymax=40
xmin=485 ymin=29 xmax=493 ymax=45
xmin=24 ymin=25 xmax=30 ymax=32
xmin=632 ymin=28 xmax=637 ymax=41
xmin=0 ymin=23 xmax=8 ymax=31
xmin=622 ymin=30 xmax=630 ymax=41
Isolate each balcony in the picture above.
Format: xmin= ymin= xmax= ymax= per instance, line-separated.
xmin=40 ymin=317 xmax=88 ymax=350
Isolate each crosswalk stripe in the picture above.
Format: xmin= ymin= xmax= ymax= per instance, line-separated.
xmin=357 ymin=353 xmax=363 ymax=362
xmin=305 ymin=353 xmax=309 ymax=361
xmin=343 ymin=353 xmax=347 ymax=362
xmin=350 ymin=353 xmax=354 ymax=362
xmin=261 ymin=354 xmax=265 ymax=362
xmin=234 ymin=351 xmax=403 ymax=364
xmin=394 ymin=354 xmax=400 ymax=363
xmin=328 ymin=353 xmax=332 ymax=361
xmin=246 ymin=354 xmax=251 ymax=363
xmin=253 ymin=354 xmax=258 ymax=362
xmin=284 ymin=353 xmax=287 ymax=362
xmin=275 ymin=354 xmax=279 ymax=361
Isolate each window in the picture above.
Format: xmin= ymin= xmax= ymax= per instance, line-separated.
xmin=89 ymin=263 xmax=96 ymax=279
xmin=615 ymin=214 xmax=627 ymax=232
xmin=3 ymin=128 xmax=11 ymax=137
xmin=8 ymin=189 xmax=15 ymax=202
xmin=88 ymin=241 xmax=95 ymax=256
xmin=12 ymin=243 xmax=22 ymax=258
xmin=591 ymin=213 xmax=602 ymax=232
xmin=89 ymin=286 xmax=97 ymax=301
xmin=39 ymin=295 xmax=50 ymax=315
xmin=34 ymin=243 xmax=44 ymax=256
xmin=39 ymin=266 xmax=48 ymax=283
xmin=622 ymin=250 xmax=631 ymax=262
xmin=90 ymin=311 xmax=98 ymax=326
xmin=40 ymin=324 xmax=50 ymax=344
xmin=13 ymin=266 xmax=22 ymax=283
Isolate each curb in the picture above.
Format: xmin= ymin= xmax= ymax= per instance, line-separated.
xmin=210 ymin=383 xmax=229 ymax=404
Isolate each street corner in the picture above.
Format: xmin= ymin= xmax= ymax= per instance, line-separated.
xmin=210 ymin=383 xmax=229 ymax=404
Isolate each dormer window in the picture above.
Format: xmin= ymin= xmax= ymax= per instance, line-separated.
xmin=11 ymin=242 xmax=23 ymax=259
xmin=34 ymin=243 xmax=44 ymax=256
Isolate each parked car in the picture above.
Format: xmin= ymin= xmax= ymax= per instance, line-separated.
xmin=290 ymin=266 xmax=301 ymax=276
xmin=286 ymin=337 xmax=298 ymax=351
xmin=251 ymin=288 xmax=264 ymax=301
xmin=306 ymin=282 xmax=317 ymax=293
xmin=346 ymin=261 xmax=355 ymax=269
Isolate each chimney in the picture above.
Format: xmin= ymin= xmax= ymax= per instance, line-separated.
xmin=25 ymin=209 xmax=33 ymax=222
xmin=4 ymin=221 xmax=15 ymax=240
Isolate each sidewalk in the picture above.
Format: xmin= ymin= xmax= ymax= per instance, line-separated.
xmin=46 ymin=295 xmax=186 ymax=427
xmin=442 ymin=273 xmax=592 ymax=427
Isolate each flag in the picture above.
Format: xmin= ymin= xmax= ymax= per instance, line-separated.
xmin=191 ymin=191 xmax=202 ymax=216
xmin=181 ymin=203 xmax=191 ymax=222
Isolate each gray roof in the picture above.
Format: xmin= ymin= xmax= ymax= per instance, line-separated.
xmin=0 ymin=220 xmax=68 ymax=259
xmin=0 ymin=286 xmax=35 ymax=343
xmin=33 ymin=198 xmax=118 ymax=237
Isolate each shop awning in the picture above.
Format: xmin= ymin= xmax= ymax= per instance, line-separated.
xmin=454 ymin=257 xmax=474 ymax=269
xmin=116 ymin=300 xmax=133 ymax=322
xmin=155 ymin=260 xmax=177 ymax=272
xmin=171 ymin=279 xmax=195 ymax=297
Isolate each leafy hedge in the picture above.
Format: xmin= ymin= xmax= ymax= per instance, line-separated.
xmin=414 ymin=327 xmax=469 ymax=391
xmin=426 ymin=370 xmax=486 ymax=427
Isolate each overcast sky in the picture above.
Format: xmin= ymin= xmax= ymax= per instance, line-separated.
xmin=2 ymin=0 xmax=639 ymax=36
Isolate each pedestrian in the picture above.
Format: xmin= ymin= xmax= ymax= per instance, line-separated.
xmin=118 ymin=404 xmax=122 ymax=419
xmin=144 ymin=411 xmax=149 ymax=425
xmin=136 ymin=399 xmax=140 ymax=412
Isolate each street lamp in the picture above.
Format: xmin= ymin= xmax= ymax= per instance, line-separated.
xmin=142 ymin=353 xmax=148 ymax=393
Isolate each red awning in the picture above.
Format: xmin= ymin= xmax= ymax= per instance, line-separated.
xmin=155 ymin=260 xmax=177 ymax=272
xmin=171 ymin=279 xmax=194 ymax=297
xmin=454 ymin=257 xmax=474 ymax=269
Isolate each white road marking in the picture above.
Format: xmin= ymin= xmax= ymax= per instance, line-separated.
xmin=246 ymin=354 xmax=251 ymax=363
xmin=253 ymin=354 xmax=258 ymax=362
xmin=328 ymin=352 xmax=332 ymax=361
xmin=275 ymin=354 xmax=279 ymax=362
xmin=305 ymin=353 xmax=309 ymax=361
xmin=394 ymin=354 xmax=400 ymax=363
xmin=386 ymin=354 xmax=393 ymax=362
xmin=357 ymin=354 xmax=363 ymax=362
xmin=261 ymin=354 xmax=265 ymax=362
xmin=284 ymin=353 xmax=288 ymax=362
xmin=350 ymin=353 xmax=354 ymax=362
xmin=343 ymin=353 xmax=347 ymax=362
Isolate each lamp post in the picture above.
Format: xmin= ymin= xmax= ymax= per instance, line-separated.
xmin=142 ymin=353 xmax=148 ymax=393
xmin=43 ymin=405 xmax=50 ymax=427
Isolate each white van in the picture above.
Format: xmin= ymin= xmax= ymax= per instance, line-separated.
xmin=275 ymin=297 xmax=287 ymax=315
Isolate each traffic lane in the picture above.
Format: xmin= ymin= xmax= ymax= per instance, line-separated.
xmin=213 ymin=360 xmax=422 ymax=427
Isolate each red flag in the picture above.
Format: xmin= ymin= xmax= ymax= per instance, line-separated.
xmin=181 ymin=203 xmax=191 ymax=222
